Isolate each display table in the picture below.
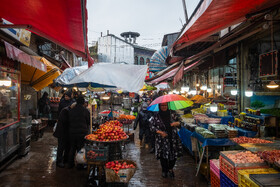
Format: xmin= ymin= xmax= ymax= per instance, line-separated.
xmin=236 ymin=127 xmax=257 ymax=137
xmin=178 ymin=127 xmax=193 ymax=153
xmin=206 ymin=113 xmax=234 ymax=124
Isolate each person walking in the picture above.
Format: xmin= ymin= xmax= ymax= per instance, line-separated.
xmin=150 ymin=102 xmax=183 ymax=178
xmin=38 ymin=92 xmax=51 ymax=118
xmin=67 ymin=95 xmax=90 ymax=168
xmin=53 ymin=106 xmax=70 ymax=168
xmin=133 ymin=103 xmax=153 ymax=148
xmin=58 ymin=91 xmax=73 ymax=115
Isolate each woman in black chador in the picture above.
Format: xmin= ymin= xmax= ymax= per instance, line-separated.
xmin=150 ymin=102 xmax=183 ymax=178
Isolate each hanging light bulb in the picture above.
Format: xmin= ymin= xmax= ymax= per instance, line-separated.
xmin=207 ymin=88 xmax=212 ymax=93
xmin=267 ymin=81 xmax=279 ymax=89
xmin=245 ymin=88 xmax=253 ymax=97
xmin=217 ymin=85 xmax=222 ymax=89
xmin=210 ymin=104 xmax=218 ymax=112
xmin=231 ymin=88 xmax=238 ymax=96
xmin=201 ymin=85 xmax=207 ymax=90
xmin=0 ymin=76 xmax=11 ymax=87
xmin=181 ymin=86 xmax=189 ymax=92
xmin=196 ymin=83 xmax=200 ymax=87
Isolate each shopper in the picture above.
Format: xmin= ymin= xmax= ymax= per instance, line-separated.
xmin=133 ymin=103 xmax=153 ymax=148
xmin=58 ymin=90 xmax=74 ymax=115
xmin=38 ymin=92 xmax=51 ymax=118
xmin=53 ymin=106 xmax=71 ymax=168
xmin=150 ymin=102 xmax=183 ymax=178
xmin=67 ymin=95 xmax=90 ymax=168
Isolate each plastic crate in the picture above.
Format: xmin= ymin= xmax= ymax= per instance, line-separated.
xmin=220 ymin=171 xmax=237 ymax=187
xmin=219 ymin=155 xmax=268 ymax=184
xmin=210 ymin=170 xmax=220 ymax=187
xmin=210 ymin=159 xmax=220 ymax=179
xmin=238 ymin=168 xmax=279 ymax=187
xmin=85 ymin=145 xmax=108 ymax=161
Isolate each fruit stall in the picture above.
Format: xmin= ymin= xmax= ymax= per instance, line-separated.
xmin=84 ymin=120 xmax=137 ymax=185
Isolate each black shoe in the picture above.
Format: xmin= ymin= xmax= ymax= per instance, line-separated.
xmin=149 ymin=148 xmax=155 ymax=154
xmin=162 ymin=172 xmax=167 ymax=178
xmin=56 ymin=162 xmax=65 ymax=168
xmin=168 ymin=170 xmax=175 ymax=178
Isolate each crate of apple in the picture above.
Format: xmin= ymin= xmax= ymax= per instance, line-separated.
xmin=85 ymin=120 xmax=128 ymax=142
xmin=105 ymin=160 xmax=137 ymax=183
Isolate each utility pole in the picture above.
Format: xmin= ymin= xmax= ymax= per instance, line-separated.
xmin=181 ymin=0 xmax=188 ymax=23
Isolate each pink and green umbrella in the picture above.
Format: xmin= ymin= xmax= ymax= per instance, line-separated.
xmin=147 ymin=94 xmax=193 ymax=111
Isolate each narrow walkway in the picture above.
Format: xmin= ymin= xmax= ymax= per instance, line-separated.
xmin=0 ymin=105 xmax=208 ymax=187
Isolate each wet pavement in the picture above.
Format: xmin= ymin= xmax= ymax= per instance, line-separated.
xmin=0 ymin=107 xmax=209 ymax=187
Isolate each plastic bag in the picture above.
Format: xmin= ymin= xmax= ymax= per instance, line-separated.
xmin=75 ymin=148 xmax=87 ymax=164
xmin=53 ymin=122 xmax=57 ymax=132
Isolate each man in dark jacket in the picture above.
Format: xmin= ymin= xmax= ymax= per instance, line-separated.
xmin=53 ymin=106 xmax=70 ymax=168
xmin=67 ymin=95 xmax=90 ymax=168
xmin=58 ymin=91 xmax=73 ymax=115
xmin=134 ymin=103 xmax=153 ymax=148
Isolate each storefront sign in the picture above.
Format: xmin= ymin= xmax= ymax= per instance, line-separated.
xmin=1 ymin=19 xmax=31 ymax=47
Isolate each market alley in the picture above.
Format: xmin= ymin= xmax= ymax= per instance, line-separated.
xmin=0 ymin=126 xmax=208 ymax=187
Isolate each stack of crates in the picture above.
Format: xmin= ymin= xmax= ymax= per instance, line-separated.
xmin=219 ymin=151 xmax=268 ymax=185
xmin=238 ymin=168 xmax=279 ymax=187
xmin=19 ymin=116 xmax=32 ymax=156
xmin=210 ymin=159 xmax=220 ymax=187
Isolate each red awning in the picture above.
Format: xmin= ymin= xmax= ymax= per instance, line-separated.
xmin=173 ymin=0 xmax=280 ymax=52
xmin=4 ymin=41 xmax=47 ymax=72
xmin=147 ymin=61 xmax=201 ymax=85
xmin=0 ymin=0 xmax=90 ymax=59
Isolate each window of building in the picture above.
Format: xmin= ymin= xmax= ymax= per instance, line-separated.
xmin=146 ymin=58 xmax=150 ymax=65
xmin=140 ymin=57 xmax=144 ymax=65
xmin=134 ymin=56 xmax=138 ymax=65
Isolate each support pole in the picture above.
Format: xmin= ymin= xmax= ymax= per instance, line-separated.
xmin=181 ymin=0 xmax=188 ymax=23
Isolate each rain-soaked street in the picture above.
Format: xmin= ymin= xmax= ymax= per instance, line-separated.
xmin=0 ymin=128 xmax=208 ymax=187
xmin=0 ymin=104 xmax=208 ymax=187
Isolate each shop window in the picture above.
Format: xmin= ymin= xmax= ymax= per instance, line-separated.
xmin=140 ymin=57 xmax=144 ymax=65
xmin=0 ymin=66 xmax=20 ymax=128
xmin=134 ymin=56 xmax=138 ymax=65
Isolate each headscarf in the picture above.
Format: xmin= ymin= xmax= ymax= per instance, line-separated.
xmin=158 ymin=103 xmax=171 ymax=128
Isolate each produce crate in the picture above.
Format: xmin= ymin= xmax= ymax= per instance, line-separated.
xmin=219 ymin=151 xmax=268 ymax=184
xmin=238 ymin=168 xmax=279 ymax=187
xmin=220 ymin=171 xmax=237 ymax=187
xmin=105 ymin=160 xmax=137 ymax=183
xmin=85 ymin=144 xmax=108 ymax=161
xmin=210 ymin=159 xmax=220 ymax=179
xmin=210 ymin=170 xmax=220 ymax=187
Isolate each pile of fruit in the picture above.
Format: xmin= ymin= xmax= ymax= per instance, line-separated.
xmin=105 ymin=161 xmax=135 ymax=174
xmin=85 ymin=120 xmax=127 ymax=142
xmin=87 ymin=150 xmax=105 ymax=160
xmin=50 ymin=97 xmax=60 ymax=103
xmin=226 ymin=151 xmax=264 ymax=164
xmin=231 ymin=136 xmax=273 ymax=144
xmin=257 ymin=150 xmax=280 ymax=164
xmin=117 ymin=114 xmax=136 ymax=124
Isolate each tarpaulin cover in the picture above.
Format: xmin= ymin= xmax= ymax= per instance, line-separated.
xmin=55 ymin=65 xmax=88 ymax=86
xmin=236 ymin=127 xmax=257 ymax=137
xmin=67 ymin=63 xmax=148 ymax=92
xmin=178 ymin=127 xmax=193 ymax=153
xmin=0 ymin=0 xmax=89 ymax=58
xmin=173 ymin=0 xmax=280 ymax=52
xmin=191 ymin=131 xmax=235 ymax=147
xmin=4 ymin=41 xmax=46 ymax=72
xmin=21 ymin=56 xmax=61 ymax=91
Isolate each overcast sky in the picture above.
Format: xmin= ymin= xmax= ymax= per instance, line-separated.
xmin=87 ymin=0 xmax=200 ymax=50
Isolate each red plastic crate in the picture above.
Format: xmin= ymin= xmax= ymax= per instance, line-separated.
xmin=219 ymin=155 xmax=268 ymax=184
xmin=210 ymin=159 xmax=220 ymax=179
xmin=210 ymin=170 xmax=220 ymax=187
